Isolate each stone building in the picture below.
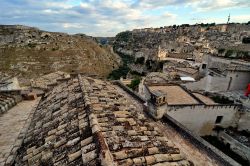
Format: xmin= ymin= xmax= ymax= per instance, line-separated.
xmin=0 ymin=77 xmax=21 ymax=91
xmin=139 ymin=82 xmax=240 ymax=136
xmin=176 ymin=67 xmax=199 ymax=79
xmin=186 ymin=55 xmax=250 ymax=92
xmin=0 ymin=76 xmax=23 ymax=114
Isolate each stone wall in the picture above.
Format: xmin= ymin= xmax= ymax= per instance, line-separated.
xmin=164 ymin=115 xmax=240 ymax=166
xmin=218 ymin=131 xmax=250 ymax=164
xmin=237 ymin=111 xmax=250 ymax=132
xmin=113 ymin=80 xmax=146 ymax=104
xmin=138 ymin=80 xmax=151 ymax=101
xmin=163 ymin=105 xmax=239 ymax=136
xmin=227 ymin=71 xmax=250 ymax=91
xmin=184 ymin=74 xmax=230 ymax=92
xmin=184 ymin=71 xmax=250 ymax=92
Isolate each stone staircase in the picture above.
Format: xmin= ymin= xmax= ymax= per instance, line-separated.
xmin=0 ymin=94 xmax=16 ymax=114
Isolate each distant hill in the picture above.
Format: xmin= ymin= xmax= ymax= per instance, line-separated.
xmin=0 ymin=25 xmax=121 ymax=85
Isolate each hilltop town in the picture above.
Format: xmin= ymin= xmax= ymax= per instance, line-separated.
xmin=114 ymin=23 xmax=250 ymax=62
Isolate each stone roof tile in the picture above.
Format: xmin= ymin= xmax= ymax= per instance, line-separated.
xmin=14 ymin=75 xmax=193 ymax=165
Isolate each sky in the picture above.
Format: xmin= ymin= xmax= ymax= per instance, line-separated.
xmin=0 ymin=0 xmax=250 ymax=37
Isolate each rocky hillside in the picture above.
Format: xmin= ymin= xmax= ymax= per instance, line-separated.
xmin=113 ymin=23 xmax=250 ymax=62
xmin=0 ymin=25 xmax=121 ymax=84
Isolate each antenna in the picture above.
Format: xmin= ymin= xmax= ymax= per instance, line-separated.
xmin=227 ymin=13 xmax=230 ymax=24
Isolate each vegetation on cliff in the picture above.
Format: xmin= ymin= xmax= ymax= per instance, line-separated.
xmin=108 ymin=52 xmax=134 ymax=80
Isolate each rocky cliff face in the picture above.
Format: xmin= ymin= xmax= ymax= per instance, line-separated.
xmin=0 ymin=25 xmax=121 ymax=84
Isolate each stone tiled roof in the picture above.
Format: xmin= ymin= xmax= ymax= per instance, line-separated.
xmin=15 ymin=75 xmax=193 ymax=165
xmin=0 ymin=93 xmax=16 ymax=114
xmin=30 ymin=71 xmax=70 ymax=90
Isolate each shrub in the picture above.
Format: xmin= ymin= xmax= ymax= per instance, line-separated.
xmin=108 ymin=66 xmax=129 ymax=80
xmin=211 ymin=96 xmax=233 ymax=104
xmin=130 ymin=70 xmax=145 ymax=76
xmin=146 ymin=60 xmax=152 ymax=69
xmin=52 ymin=47 xmax=59 ymax=51
xmin=108 ymin=51 xmax=135 ymax=80
xmin=115 ymin=31 xmax=132 ymax=43
xmin=27 ymin=43 xmax=37 ymax=48
xmin=218 ymin=48 xmax=225 ymax=54
xmin=242 ymin=37 xmax=250 ymax=44
xmin=128 ymin=78 xmax=140 ymax=90
xmin=135 ymin=57 xmax=145 ymax=64
xmin=225 ymin=50 xmax=234 ymax=57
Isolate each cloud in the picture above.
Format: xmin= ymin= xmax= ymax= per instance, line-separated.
xmin=136 ymin=0 xmax=250 ymax=11
xmin=0 ymin=0 xmax=249 ymax=36
xmin=191 ymin=0 xmax=250 ymax=12
xmin=163 ymin=12 xmax=177 ymax=19
xmin=0 ymin=0 xmax=179 ymax=36
xmin=133 ymin=0 xmax=193 ymax=9
xmin=231 ymin=15 xmax=250 ymax=23
xmin=62 ymin=23 xmax=84 ymax=29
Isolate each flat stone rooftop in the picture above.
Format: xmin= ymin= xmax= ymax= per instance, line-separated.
xmin=148 ymin=85 xmax=199 ymax=105
xmin=192 ymin=93 xmax=217 ymax=105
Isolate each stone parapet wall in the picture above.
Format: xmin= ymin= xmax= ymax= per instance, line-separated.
xmin=165 ymin=104 xmax=239 ymax=136
xmin=218 ymin=131 xmax=250 ymax=164
xmin=163 ymin=115 xmax=241 ymax=166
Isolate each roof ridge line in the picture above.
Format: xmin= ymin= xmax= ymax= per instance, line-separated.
xmin=78 ymin=74 xmax=116 ymax=166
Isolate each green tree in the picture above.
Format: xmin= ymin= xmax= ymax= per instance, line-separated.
xmin=218 ymin=48 xmax=225 ymax=54
xmin=115 ymin=31 xmax=132 ymax=43
xmin=128 ymin=78 xmax=140 ymax=90
xmin=135 ymin=57 xmax=145 ymax=64
xmin=242 ymin=37 xmax=250 ymax=44
xmin=225 ymin=50 xmax=234 ymax=58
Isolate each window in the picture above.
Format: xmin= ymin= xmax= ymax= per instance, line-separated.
xmin=163 ymin=97 xmax=166 ymax=102
xmin=202 ymin=64 xmax=207 ymax=69
xmin=158 ymin=98 xmax=162 ymax=104
xmin=215 ymin=116 xmax=223 ymax=124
